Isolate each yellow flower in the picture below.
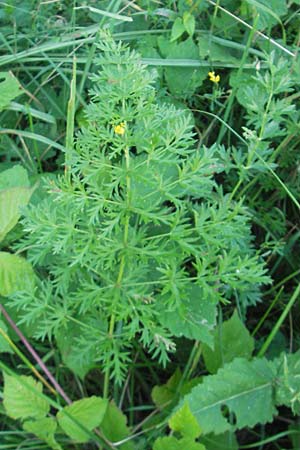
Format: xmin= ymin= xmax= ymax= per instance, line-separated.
xmin=208 ymin=71 xmax=220 ymax=84
xmin=114 ymin=122 xmax=126 ymax=135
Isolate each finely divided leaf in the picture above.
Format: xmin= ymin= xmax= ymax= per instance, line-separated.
xmin=57 ymin=396 xmax=108 ymax=443
xmin=182 ymin=358 xmax=277 ymax=434
xmin=3 ymin=373 xmax=50 ymax=420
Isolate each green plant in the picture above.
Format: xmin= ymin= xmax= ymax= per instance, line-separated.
xmin=12 ymin=35 xmax=269 ymax=394
xmin=1 ymin=2 xmax=299 ymax=448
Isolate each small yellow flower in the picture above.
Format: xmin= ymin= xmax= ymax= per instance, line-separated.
xmin=208 ymin=71 xmax=220 ymax=84
xmin=114 ymin=122 xmax=126 ymax=135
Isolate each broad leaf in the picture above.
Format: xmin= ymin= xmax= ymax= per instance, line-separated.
xmin=200 ymin=431 xmax=239 ymax=450
xmin=152 ymin=368 xmax=182 ymax=409
xmin=23 ymin=418 xmax=62 ymax=450
xmin=3 ymin=373 xmax=50 ymax=420
xmin=153 ymin=436 xmax=205 ymax=450
xmin=0 ymin=165 xmax=30 ymax=190
xmin=0 ymin=72 xmax=22 ymax=110
xmin=153 ymin=436 xmax=183 ymax=450
xmin=198 ymin=36 xmax=239 ymax=63
xmin=0 ymin=184 xmax=34 ymax=242
xmin=100 ymin=401 xmax=134 ymax=450
xmin=245 ymin=0 xmax=287 ymax=29
xmin=182 ymin=358 xmax=277 ymax=434
xmin=183 ymin=12 xmax=195 ymax=37
xmin=160 ymin=285 xmax=217 ymax=347
xmin=0 ymin=252 xmax=35 ymax=296
xmin=169 ymin=402 xmax=201 ymax=439
xmin=57 ymin=396 xmax=108 ymax=443
xmin=159 ymin=37 xmax=207 ymax=96
xmin=274 ymin=351 xmax=300 ymax=414
xmin=203 ymin=310 xmax=254 ymax=374
xmin=170 ymin=17 xmax=185 ymax=42
xmin=55 ymin=320 xmax=96 ymax=379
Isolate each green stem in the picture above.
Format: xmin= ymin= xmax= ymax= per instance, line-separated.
xmin=257 ymin=283 xmax=300 ymax=358
xmin=103 ymin=146 xmax=131 ymax=398
xmin=217 ymin=14 xmax=259 ymax=145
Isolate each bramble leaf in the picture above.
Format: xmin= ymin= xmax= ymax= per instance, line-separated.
xmin=57 ymin=396 xmax=108 ymax=443
xmin=3 ymin=373 xmax=49 ymax=420
xmin=23 ymin=418 xmax=62 ymax=450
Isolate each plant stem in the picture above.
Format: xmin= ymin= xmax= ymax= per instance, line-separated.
xmin=103 ymin=145 xmax=131 ymax=398
xmin=0 ymin=304 xmax=72 ymax=404
xmin=257 ymin=283 xmax=300 ymax=358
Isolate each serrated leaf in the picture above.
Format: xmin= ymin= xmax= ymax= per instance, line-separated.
xmin=23 ymin=418 xmax=62 ymax=450
xmin=0 ymin=252 xmax=35 ymax=296
xmin=0 ymin=71 xmax=22 ymax=110
xmin=153 ymin=436 xmax=205 ymax=450
xmin=182 ymin=358 xmax=277 ymax=435
xmin=170 ymin=17 xmax=185 ymax=42
xmin=57 ymin=396 xmax=108 ymax=443
xmin=0 ymin=319 xmax=13 ymax=353
xmin=169 ymin=402 xmax=201 ymax=439
xmin=0 ymin=185 xmax=34 ymax=242
xmin=274 ymin=351 xmax=300 ymax=414
xmin=153 ymin=436 xmax=182 ymax=450
xmin=3 ymin=373 xmax=50 ymax=420
xmin=183 ymin=12 xmax=195 ymax=37
xmin=203 ymin=310 xmax=254 ymax=374
xmin=100 ymin=401 xmax=134 ymax=450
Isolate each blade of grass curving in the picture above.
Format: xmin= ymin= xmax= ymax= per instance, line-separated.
xmin=208 ymin=0 xmax=295 ymax=57
xmin=75 ymin=5 xmax=133 ymax=22
xmin=251 ymin=287 xmax=284 ymax=337
xmin=65 ymin=56 xmax=76 ymax=176
xmin=0 ymin=129 xmax=65 ymax=152
xmin=246 ymin=0 xmax=286 ymax=43
xmin=0 ymin=325 xmax=56 ymax=397
xmin=7 ymin=102 xmax=56 ymax=124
